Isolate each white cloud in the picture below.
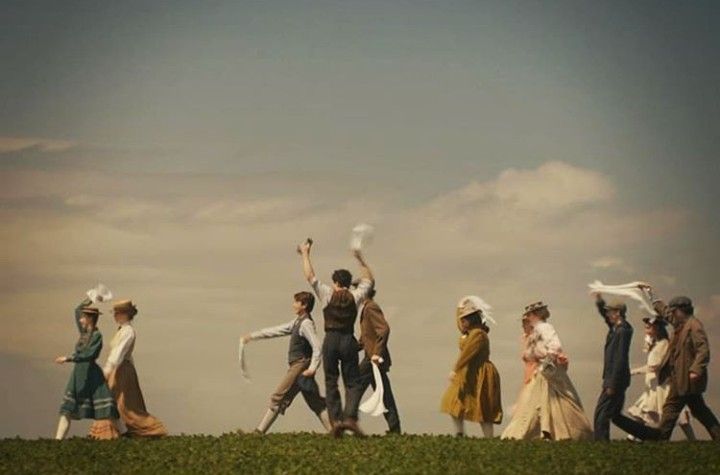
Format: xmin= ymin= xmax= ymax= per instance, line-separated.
xmin=425 ymin=160 xmax=613 ymax=218
xmin=590 ymin=256 xmax=634 ymax=273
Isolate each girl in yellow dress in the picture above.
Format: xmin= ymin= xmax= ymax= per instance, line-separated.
xmin=441 ymin=296 xmax=502 ymax=437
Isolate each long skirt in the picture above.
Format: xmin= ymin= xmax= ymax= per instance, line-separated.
xmin=501 ymin=366 xmax=592 ymax=441
xmin=627 ymin=380 xmax=690 ymax=427
xmin=92 ymin=360 xmax=167 ymax=437
xmin=60 ymin=361 xmax=119 ymax=421
xmin=441 ymin=361 xmax=503 ymax=424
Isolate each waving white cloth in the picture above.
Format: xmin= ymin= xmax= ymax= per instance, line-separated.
xmin=587 ymin=280 xmax=655 ymax=315
xmin=350 ymin=223 xmax=375 ymax=251
xmin=86 ymin=283 xmax=113 ymax=304
xmin=238 ymin=340 xmax=251 ymax=381
xmin=359 ymin=362 xmax=387 ymax=416
xmin=457 ymin=295 xmax=497 ymax=325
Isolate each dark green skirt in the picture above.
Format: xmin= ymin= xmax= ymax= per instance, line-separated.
xmin=60 ymin=361 xmax=119 ymax=420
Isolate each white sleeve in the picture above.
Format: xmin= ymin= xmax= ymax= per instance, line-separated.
xmin=351 ymin=278 xmax=373 ymax=305
xmin=250 ymin=321 xmax=294 ymax=340
xmin=103 ymin=327 xmax=135 ymax=375
xmin=310 ymin=277 xmax=333 ymax=308
xmin=299 ymin=319 xmax=322 ymax=373
xmin=647 ymin=340 xmax=668 ymax=371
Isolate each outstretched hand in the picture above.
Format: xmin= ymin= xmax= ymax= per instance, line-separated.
xmin=54 ymin=356 xmax=67 ymax=364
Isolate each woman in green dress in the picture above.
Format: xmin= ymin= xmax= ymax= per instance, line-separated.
xmin=54 ymin=297 xmax=120 ymax=440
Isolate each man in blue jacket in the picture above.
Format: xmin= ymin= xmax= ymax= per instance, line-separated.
xmin=592 ymin=293 xmax=633 ymax=441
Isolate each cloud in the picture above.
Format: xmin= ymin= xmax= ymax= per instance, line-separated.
xmin=1 ymin=160 xmax=714 ymax=438
xmin=590 ymin=256 xmax=634 ymax=273
xmin=425 ymin=161 xmax=614 ymax=218
xmin=0 ymin=136 xmax=77 ymax=154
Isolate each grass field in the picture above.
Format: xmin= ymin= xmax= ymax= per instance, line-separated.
xmin=1 ymin=433 xmax=718 ymax=474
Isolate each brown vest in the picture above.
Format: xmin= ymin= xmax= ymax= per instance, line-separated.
xmin=323 ymin=289 xmax=357 ymax=333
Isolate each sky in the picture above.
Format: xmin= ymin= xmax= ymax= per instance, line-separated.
xmin=1 ymin=1 xmax=719 ymax=439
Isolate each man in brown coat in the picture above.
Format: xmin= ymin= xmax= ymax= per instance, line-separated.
xmin=614 ymin=284 xmax=720 ymax=441
xmin=356 ymin=285 xmax=401 ymax=433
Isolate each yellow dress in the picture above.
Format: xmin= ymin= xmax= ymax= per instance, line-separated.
xmin=440 ymin=328 xmax=503 ymax=424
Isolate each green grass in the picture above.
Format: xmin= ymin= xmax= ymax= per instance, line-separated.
xmin=1 ymin=433 xmax=718 ymax=474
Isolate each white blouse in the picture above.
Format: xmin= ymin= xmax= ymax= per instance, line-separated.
xmin=632 ymin=338 xmax=669 ymax=387
xmin=524 ymin=321 xmax=563 ymax=362
xmin=103 ymin=323 xmax=135 ymax=375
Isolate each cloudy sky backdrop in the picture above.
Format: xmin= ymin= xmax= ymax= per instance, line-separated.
xmin=1 ymin=1 xmax=719 ymax=439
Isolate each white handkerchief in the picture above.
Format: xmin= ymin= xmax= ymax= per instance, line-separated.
xmin=587 ymin=280 xmax=655 ymax=315
xmin=86 ymin=283 xmax=113 ymax=304
xmin=238 ymin=340 xmax=250 ymax=382
xmin=350 ymin=223 xmax=374 ymax=251
xmin=359 ymin=362 xmax=387 ymax=416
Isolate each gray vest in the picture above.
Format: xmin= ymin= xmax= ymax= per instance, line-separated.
xmin=288 ymin=315 xmax=313 ymax=364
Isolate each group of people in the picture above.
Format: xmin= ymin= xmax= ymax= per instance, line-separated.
xmin=242 ymin=241 xmax=400 ymax=437
xmin=54 ymin=298 xmax=167 ymax=439
xmin=54 ymin=240 xmax=719 ymax=443
xmin=438 ymin=284 xmax=719 ymax=442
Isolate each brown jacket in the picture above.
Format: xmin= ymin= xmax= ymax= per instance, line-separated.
xmin=358 ymin=299 xmax=392 ymax=369
xmin=654 ymin=300 xmax=710 ymax=395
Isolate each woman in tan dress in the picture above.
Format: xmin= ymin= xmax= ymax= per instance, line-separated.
xmin=440 ymin=297 xmax=502 ymax=437
xmin=501 ymin=302 xmax=592 ymax=441
xmin=92 ymin=300 xmax=167 ymax=437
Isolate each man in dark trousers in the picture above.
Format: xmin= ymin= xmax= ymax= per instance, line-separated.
xmin=614 ymin=284 xmax=720 ymax=441
xmin=299 ymin=240 xmax=374 ymax=437
xmin=356 ymin=284 xmax=401 ymax=434
xmin=591 ymin=293 xmax=633 ymax=441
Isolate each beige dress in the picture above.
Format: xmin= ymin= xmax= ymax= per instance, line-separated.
xmin=440 ymin=328 xmax=503 ymax=424
xmin=501 ymin=321 xmax=592 ymax=441
xmin=91 ymin=323 xmax=167 ymax=437
xmin=627 ymin=338 xmax=690 ymax=427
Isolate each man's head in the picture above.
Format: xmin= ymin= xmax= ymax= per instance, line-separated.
xmin=604 ymin=301 xmax=627 ymax=326
xmin=331 ymin=269 xmax=353 ymax=290
xmin=293 ymin=291 xmax=315 ymax=315
xmin=668 ymin=296 xmax=694 ymax=321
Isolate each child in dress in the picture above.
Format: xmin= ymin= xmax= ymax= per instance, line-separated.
xmin=626 ymin=316 xmax=695 ymax=440
xmin=55 ymin=297 xmax=120 ymax=440
xmin=440 ymin=296 xmax=502 ymax=437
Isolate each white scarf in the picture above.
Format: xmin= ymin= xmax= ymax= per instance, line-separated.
xmin=350 ymin=223 xmax=374 ymax=251
xmin=587 ymin=280 xmax=655 ymax=315
xmin=359 ymin=362 xmax=387 ymax=416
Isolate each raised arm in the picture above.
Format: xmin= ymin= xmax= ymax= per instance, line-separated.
xmin=299 ymin=241 xmax=316 ymax=284
xmin=74 ymin=297 xmax=93 ymax=333
xmin=592 ymin=293 xmax=612 ymax=328
xmin=353 ymin=250 xmax=374 ymax=283
xmin=638 ymin=284 xmax=675 ymax=325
